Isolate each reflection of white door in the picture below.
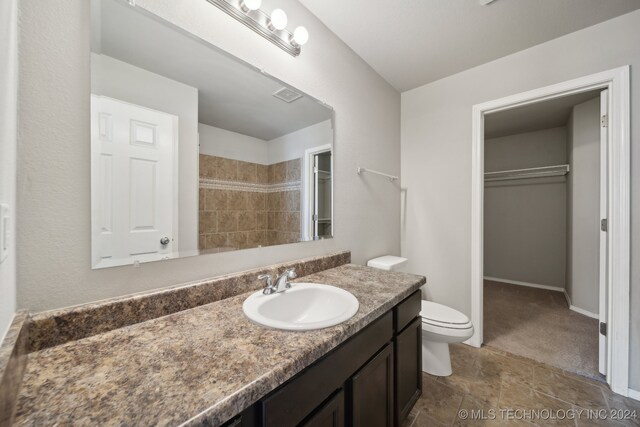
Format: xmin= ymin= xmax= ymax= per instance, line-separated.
xmin=91 ymin=95 xmax=178 ymax=268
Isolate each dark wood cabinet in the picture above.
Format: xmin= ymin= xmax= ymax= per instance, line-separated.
xmin=394 ymin=317 xmax=422 ymax=426
xmin=394 ymin=291 xmax=421 ymax=333
xmin=260 ymin=313 xmax=393 ymax=427
xmin=241 ymin=291 xmax=422 ymax=427
xmin=349 ymin=343 xmax=394 ymax=427
xmin=301 ymin=389 xmax=344 ymax=427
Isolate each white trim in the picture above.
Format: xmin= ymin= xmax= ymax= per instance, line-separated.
xmin=563 ymin=290 xmax=571 ymax=309
xmin=302 ymin=144 xmax=332 ymax=241
xmin=563 ymin=291 xmax=599 ymax=320
xmin=628 ymin=389 xmax=640 ymax=402
xmin=470 ymin=66 xmax=630 ymax=394
xmin=172 ymin=115 xmax=180 ymax=253
xmin=599 ymin=89 xmax=609 ymax=376
xmin=484 ymin=276 xmax=564 ymax=292
xmin=569 ymin=305 xmax=599 ymax=320
xmin=470 ymin=101 xmax=484 ymax=349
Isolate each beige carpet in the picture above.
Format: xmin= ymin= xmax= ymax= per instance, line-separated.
xmin=483 ymin=280 xmax=602 ymax=381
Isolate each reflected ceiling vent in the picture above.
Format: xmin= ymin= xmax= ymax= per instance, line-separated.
xmin=273 ymin=87 xmax=303 ymax=103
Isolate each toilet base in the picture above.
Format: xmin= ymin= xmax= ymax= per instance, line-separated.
xmin=422 ymin=340 xmax=452 ymax=376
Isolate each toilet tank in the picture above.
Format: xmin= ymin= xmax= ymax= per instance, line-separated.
xmin=367 ymin=255 xmax=408 ymax=272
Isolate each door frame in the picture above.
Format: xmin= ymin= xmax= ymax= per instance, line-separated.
xmin=469 ymin=66 xmax=630 ymax=395
xmin=599 ymin=89 xmax=608 ymax=376
xmin=302 ymin=144 xmax=333 ymax=241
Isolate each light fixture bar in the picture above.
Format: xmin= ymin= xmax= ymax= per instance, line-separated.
xmin=205 ymin=0 xmax=301 ymax=56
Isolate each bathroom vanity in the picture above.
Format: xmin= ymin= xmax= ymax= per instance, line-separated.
xmin=10 ymin=257 xmax=425 ymax=426
xmin=233 ymin=289 xmax=422 ymax=427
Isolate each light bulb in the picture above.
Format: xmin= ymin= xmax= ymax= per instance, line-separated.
xmin=270 ymin=9 xmax=288 ymax=30
xmin=241 ymin=0 xmax=261 ymax=11
xmin=293 ymin=26 xmax=309 ymax=46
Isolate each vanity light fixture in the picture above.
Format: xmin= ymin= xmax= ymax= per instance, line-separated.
xmin=269 ymin=9 xmax=288 ymax=31
xmin=205 ymin=0 xmax=308 ymax=56
xmin=239 ymin=0 xmax=261 ymax=12
xmin=293 ymin=26 xmax=309 ymax=47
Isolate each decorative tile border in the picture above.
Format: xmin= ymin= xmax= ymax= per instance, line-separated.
xmin=28 ymin=251 xmax=351 ymax=352
xmin=199 ymin=178 xmax=301 ymax=193
xmin=0 ymin=310 xmax=29 ymax=427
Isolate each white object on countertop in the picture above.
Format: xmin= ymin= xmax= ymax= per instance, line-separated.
xmin=367 ymin=255 xmax=407 ymax=271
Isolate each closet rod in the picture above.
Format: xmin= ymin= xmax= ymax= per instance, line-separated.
xmin=484 ymin=164 xmax=569 ymax=182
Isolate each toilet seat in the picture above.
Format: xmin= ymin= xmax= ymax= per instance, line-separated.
xmin=420 ymin=301 xmax=472 ymax=330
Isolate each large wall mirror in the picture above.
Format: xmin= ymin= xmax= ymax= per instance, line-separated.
xmin=90 ymin=0 xmax=334 ymax=269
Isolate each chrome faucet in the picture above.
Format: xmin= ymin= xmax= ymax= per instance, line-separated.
xmin=258 ymin=268 xmax=297 ymax=295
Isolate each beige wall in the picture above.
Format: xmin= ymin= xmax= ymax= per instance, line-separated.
xmin=484 ymin=127 xmax=567 ymax=288
xmin=0 ymin=0 xmax=18 ymax=339
xmin=566 ymin=97 xmax=601 ymax=315
xmin=401 ymin=10 xmax=640 ymax=388
xmin=484 ymin=127 xmax=568 ymax=172
xmin=268 ymin=120 xmax=333 ymax=164
xmin=198 ymin=123 xmax=269 ymax=165
xmin=17 ymin=0 xmax=400 ymax=313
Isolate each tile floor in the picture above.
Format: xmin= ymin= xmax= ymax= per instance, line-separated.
xmin=402 ymin=344 xmax=640 ymax=427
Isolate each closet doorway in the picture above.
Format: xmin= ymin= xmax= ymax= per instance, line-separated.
xmin=481 ymin=89 xmax=604 ymax=380
xmin=469 ymin=67 xmax=630 ymax=395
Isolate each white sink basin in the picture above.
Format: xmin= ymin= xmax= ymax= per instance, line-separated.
xmin=242 ymin=283 xmax=359 ymax=331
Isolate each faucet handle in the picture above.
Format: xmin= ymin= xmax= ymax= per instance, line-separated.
xmin=282 ymin=268 xmax=296 ymax=290
xmin=258 ymin=274 xmax=274 ymax=293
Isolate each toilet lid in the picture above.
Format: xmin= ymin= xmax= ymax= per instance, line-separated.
xmin=420 ymin=300 xmax=471 ymax=328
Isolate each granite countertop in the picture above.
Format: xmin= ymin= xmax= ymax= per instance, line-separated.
xmin=13 ymin=264 xmax=425 ymax=426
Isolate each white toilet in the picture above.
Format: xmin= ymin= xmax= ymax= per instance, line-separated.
xmin=420 ymin=300 xmax=473 ymax=376
xmin=367 ymin=255 xmax=474 ymax=377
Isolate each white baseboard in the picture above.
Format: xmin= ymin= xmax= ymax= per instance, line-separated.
xmin=484 ymin=277 xmax=600 ymax=319
xmin=628 ymin=389 xmax=640 ymax=401
xmin=569 ymin=305 xmax=599 ymax=319
xmin=563 ymin=290 xmax=571 ymax=307
xmin=563 ymin=291 xmax=599 ymax=319
xmin=483 ymin=276 xmax=564 ymax=292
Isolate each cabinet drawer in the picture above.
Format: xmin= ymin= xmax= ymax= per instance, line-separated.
xmin=394 ymin=290 xmax=421 ymax=333
xmin=261 ymin=312 xmax=393 ymax=427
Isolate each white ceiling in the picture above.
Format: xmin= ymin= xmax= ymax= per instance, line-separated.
xmin=484 ymin=89 xmax=601 ymax=139
xmin=92 ymin=0 xmax=331 ymax=140
xmin=300 ymin=0 xmax=640 ymax=92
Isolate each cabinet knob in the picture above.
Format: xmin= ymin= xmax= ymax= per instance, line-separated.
xmin=160 ymin=237 xmax=170 ymax=245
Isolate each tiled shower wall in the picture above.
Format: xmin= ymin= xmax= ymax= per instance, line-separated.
xmin=198 ymin=155 xmax=301 ymax=252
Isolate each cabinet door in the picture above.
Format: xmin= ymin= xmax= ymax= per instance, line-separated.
xmin=301 ymin=389 xmax=344 ymax=427
xmin=395 ymin=317 xmax=422 ymax=426
xmin=349 ymin=343 xmax=394 ymax=427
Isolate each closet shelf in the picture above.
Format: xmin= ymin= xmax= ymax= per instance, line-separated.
xmin=484 ymin=164 xmax=570 ymax=182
